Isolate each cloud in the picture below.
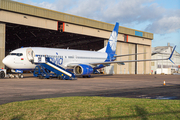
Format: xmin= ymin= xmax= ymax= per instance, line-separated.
xmin=38 ymin=2 xmax=57 ymax=10
xmin=54 ymin=0 xmax=78 ymax=12
xmin=65 ymin=0 xmax=108 ymax=21
xmin=62 ymin=0 xmax=167 ymax=29
xmin=102 ymin=0 xmax=159 ymax=23
xmin=65 ymin=0 xmax=159 ymax=23
xmin=27 ymin=1 xmax=57 ymax=10
xmin=145 ymin=16 xmax=180 ymax=34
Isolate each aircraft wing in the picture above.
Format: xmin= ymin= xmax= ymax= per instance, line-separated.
xmin=89 ymin=58 xmax=168 ymax=66
xmin=67 ymin=46 xmax=176 ymax=68
xmin=90 ymin=45 xmax=176 ymax=66
xmin=114 ymin=53 xmax=146 ymax=57
xmin=67 ymin=57 xmax=169 ymax=68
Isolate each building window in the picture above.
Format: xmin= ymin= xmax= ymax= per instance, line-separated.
xmin=157 ymin=65 xmax=161 ymax=68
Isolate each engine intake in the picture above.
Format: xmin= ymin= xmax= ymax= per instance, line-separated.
xmin=74 ymin=64 xmax=93 ymax=75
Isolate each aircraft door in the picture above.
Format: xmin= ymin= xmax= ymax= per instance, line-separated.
xmin=26 ymin=48 xmax=35 ymax=62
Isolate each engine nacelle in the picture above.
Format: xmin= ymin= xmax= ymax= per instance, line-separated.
xmin=74 ymin=64 xmax=93 ymax=75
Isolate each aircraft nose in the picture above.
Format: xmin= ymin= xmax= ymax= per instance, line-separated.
xmin=2 ymin=56 xmax=13 ymax=68
xmin=2 ymin=57 xmax=8 ymax=66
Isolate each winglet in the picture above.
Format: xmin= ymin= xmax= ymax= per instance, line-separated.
xmin=168 ymin=46 xmax=176 ymax=64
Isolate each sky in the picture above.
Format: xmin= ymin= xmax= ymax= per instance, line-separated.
xmin=13 ymin=0 xmax=180 ymax=53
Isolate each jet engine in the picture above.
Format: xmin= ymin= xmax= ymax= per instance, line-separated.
xmin=74 ymin=64 xmax=93 ymax=75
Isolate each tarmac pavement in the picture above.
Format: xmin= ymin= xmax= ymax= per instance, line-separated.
xmin=0 ymin=74 xmax=180 ymax=105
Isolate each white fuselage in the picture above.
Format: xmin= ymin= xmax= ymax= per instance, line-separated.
xmin=3 ymin=47 xmax=107 ymax=70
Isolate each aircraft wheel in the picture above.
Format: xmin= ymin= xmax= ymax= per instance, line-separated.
xmin=82 ymin=75 xmax=91 ymax=78
xmin=39 ymin=75 xmax=43 ymax=79
xmin=21 ymin=75 xmax=24 ymax=78
xmin=0 ymin=71 xmax=5 ymax=78
xmin=19 ymin=74 xmax=23 ymax=78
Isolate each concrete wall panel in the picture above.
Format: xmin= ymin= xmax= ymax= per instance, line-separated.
xmin=128 ymin=36 xmax=151 ymax=46
xmin=136 ymin=45 xmax=151 ymax=74
xmin=128 ymin=44 xmax=135 ymax=74
xmin=114 ymin=42 xmax=136 ymax=74
xmin=137 ymin=45 xmax=144 ymax=74
xmin=64 ymin=23 xmax=124 ymax=40
xmin=0 ymin=23 xmax=5 ymax=69
xmin=119 ymin=42 xmax=129 ymax=74
xmin=146 ymin=45 xmax=151 ymax=74
xmin=64 ymin=23 xmax=110 ymax=39
xmin=0 ymin=11 xmax=57 ymax=30
xmin=115 ymin=42 xmax=121 ymax=74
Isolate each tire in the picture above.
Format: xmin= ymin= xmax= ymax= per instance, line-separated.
xmin=0 ymin=71 xmax=5 ymax=78
xmin=19 ymin=74 xmax=23 ymax=78
xmin=39 ymin=75 xmax=43 ymax=79
xmin=21 ymin=74 xmax=24 ymax=78
xmin=83 ymin=75 xmax=91 ymax=78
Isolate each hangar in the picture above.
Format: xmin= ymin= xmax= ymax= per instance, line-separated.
xmin=0 ymin=0 xmax=153 ymax=74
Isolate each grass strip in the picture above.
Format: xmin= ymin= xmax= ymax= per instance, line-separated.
xmin=0 ymin=96 xmax=180 ymax=120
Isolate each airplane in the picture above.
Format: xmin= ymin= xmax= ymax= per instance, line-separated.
xmin=2 ymin=22 xmax=176 ymax=77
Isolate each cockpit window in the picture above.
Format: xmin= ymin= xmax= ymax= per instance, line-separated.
xmin=9 ymin=53 xmax=23 ymax=56
xmin=10 ymin=53 xmax=16 ymax=55
xmin=17 ymin=53 xmax=23 ymax=56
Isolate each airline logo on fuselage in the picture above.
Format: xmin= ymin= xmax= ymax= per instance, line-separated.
xmin=35 ymin=54 xmax=63 ymax=66
xmin=50 ymin=56 xmax=63 ymax=66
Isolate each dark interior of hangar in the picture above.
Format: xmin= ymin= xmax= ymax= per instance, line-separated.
xmin=5 ymin=23 xmax=104 ymax=55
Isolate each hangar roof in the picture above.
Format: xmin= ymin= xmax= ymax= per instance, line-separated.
xmin=0 ymin=0 xmax=153 ymax=39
